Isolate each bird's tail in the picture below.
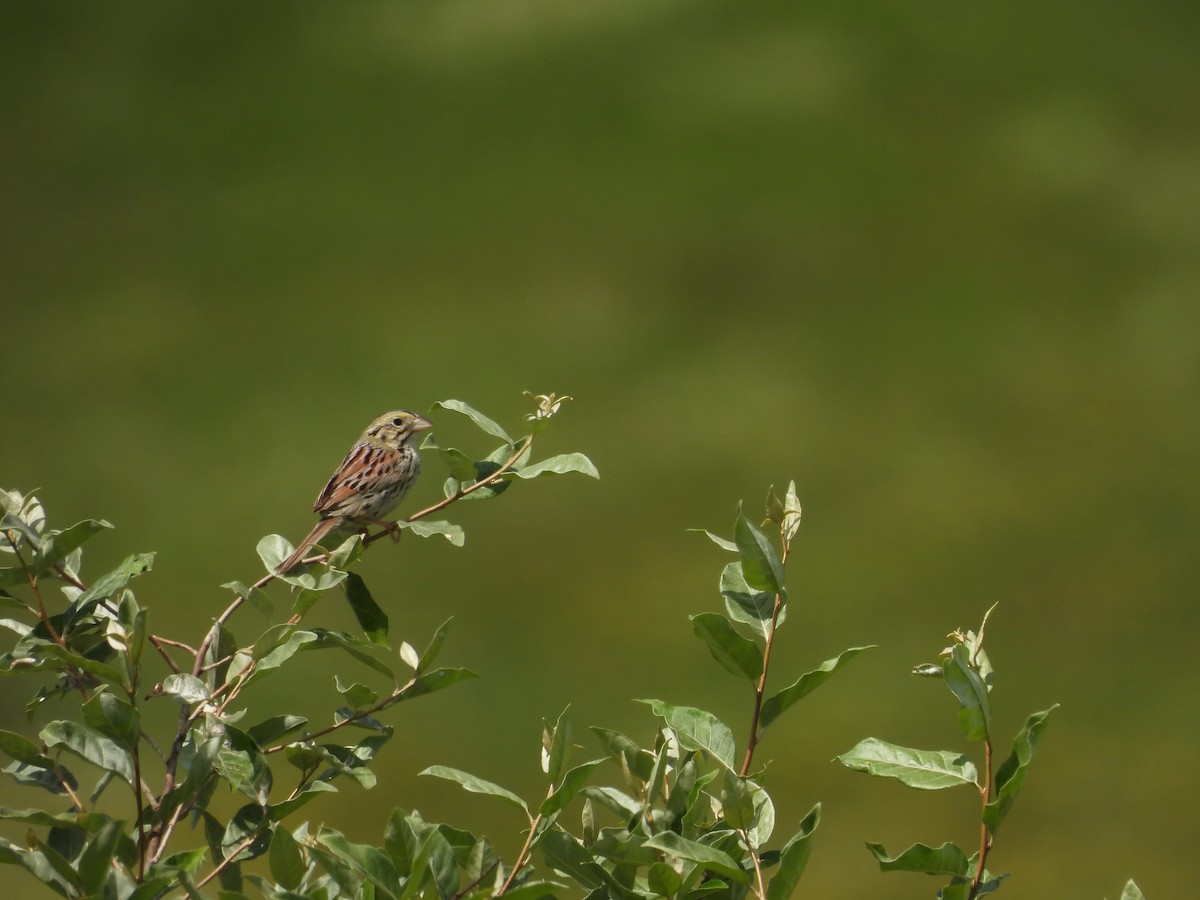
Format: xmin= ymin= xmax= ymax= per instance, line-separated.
xmin=276 ymin=518 xmax=342 ymax=574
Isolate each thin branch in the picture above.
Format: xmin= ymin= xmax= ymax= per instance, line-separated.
xmin=264 ymin=674 xmax=419 ymax=754
xmin=497 ymin=783 xmax=553 ymax=896
xmin=454 ymin=858 xmax=500 ymax=900
xmin=739 ymin=827 xmax=766 ymax=900
xmin=740 ymin=544 xmax=790 ymax=777
xmin=6 ymin=537 xmax=93 ymax=699
xmin=969 ymin=737 xmax=994 ymax=898
xmin=193 ymin=831 xmax=260 ymax=891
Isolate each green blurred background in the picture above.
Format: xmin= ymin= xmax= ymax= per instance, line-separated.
xmin=3 ymin=2 xmax=1198 ymax=896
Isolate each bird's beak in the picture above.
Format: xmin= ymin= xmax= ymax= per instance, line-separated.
xmin=411 ymin=414 xmax=434 ymax=432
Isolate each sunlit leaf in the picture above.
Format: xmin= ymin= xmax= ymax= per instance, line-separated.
xmin=690 ymin=529 xmax=738 ymax=552
xmin=160 ymin=674 xmax=210 ymax=705
xmin=944 ymin=644 xmax=991 ymax=742
xmin=513 ymin=453 xmax=599 ymax=480
xmin=542 ymin=706 xmax=571 ymax=782
xmin=837 ymin=738 xmax=977 ymax=790
xmin=81 ymin=691 xmax=140 ymax=750
xmin=642 ymin=832 xmax=748 ymax=884
xmin=759 ymin=646 xmax=875 ymax=729
xmin=766 ymin=803 xmax=820 ymax=900
xmin=39 ymin=721 xmax=134 ymax=785
xmin=734 ymin=513 xmax=783 ymax=594
xmin=246 ymin=716 xmax=307 ymax=747
xmin=638 ymin=700 xmax=736 ymax=770
xmin=866 ymin=841 xmax=971 ymax=876
xmin=983 ymin=704 xmax=1058 ymax=833
xmin=398 ymin=520 xmax=465 ymax=546
xmin=432 ymin=399 xmax=513 ymax=444
xmin=720 ymin=562 xmax=783 ymax=639
xmin=269 ymin=825 xmax=305 ymax=890
xmin=420 ymin=765 xmax=529 ymax=816
xmin=691 ymin=613 xmax=763 ymax=682
xmin=540 ymin=759 xmax=606 ymax=817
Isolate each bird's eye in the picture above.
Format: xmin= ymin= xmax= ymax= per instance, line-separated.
xmin=391 ymin=417 xmax=404 ymax=427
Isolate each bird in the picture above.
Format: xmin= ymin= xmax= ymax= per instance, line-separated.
xmin=276 ymin=410 xmax=433 ymax=574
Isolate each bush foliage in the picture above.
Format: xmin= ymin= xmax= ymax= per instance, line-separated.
xmin=0 ymin=396 xmax=1142 ymax=899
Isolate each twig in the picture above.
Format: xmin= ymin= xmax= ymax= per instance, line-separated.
xmin=6 ymin=537 xmax=93 ymax=699
xmin=497 ymin=783 xmax=553 ymax=896
xmin=193 ymin=831 xmax=260 ymax=891
xmin=740 ymin=545 xmax=790 ymax=777
xmin=739 ymin=826 xmax=766 ymax=899
xmin=453 ymin=858 xmax=500 ymax=900
xmin=969 ymin=738 xmax=994 ymax=897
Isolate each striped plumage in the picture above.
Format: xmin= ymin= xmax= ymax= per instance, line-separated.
xmin=276 ymin=410 xmax=432 ymax=574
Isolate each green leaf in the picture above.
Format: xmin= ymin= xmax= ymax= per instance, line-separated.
xmin=27 ymin=832 xmax=84 ymax=893
xmin=432 ymin=399 xmax=513 ymax=444
xmin=220 ymin=803 xmax=269 ymax=869
xmin=745 ymin=780 xmax=775 ymax=848
xmin=639 ymin=700 xmax=736 ymax=770
xmin=220 ymin=580 xmax=272 ymax=618
xmin=307 ymin=629 xmax=395 ymax=681
xmin=759 ymin=646 xmax=875 ymax=729
xmin=81 ymin=691 xmax=140 ymax=750
xmin=580 ymin=786 xmax=641 ymax=820
xmin=0 ymin=730 xmax=49 ymax=765
xmin=269 ymin=781 xmax=337 ymax=820
xmin=78 ymin=818 xmax=123 ymax=894
xmin=246 ymin=716 xmax=308 ymax=747
xmin=398 ymin=519 xmax=465 ymax=546
xmin=766 ymin=803 xmax=820 ymax=900
xmin=320 ymin=829 xmax=404 ymax=898
xmin=589 ymin=727 xmax=654 ymax=782
xmin=690 ymin=529 xmax=739 ymax=552
xmin=718 ymin=769 xmax=755 ymax=829
xmin=513 ymin=453 xmax=599 ymax=479
xmin=542 ymin=706 xmax=572 ymax=782
xmin=344 ymin=573 xmax=388 ymax=646
xmin=417 ymin=618 xmax=452 ymax=672
xmin=160 ymin=674 xmax=211 ymax=705
xmin=983 ymin=704 xmax=1059 ymax=833
xmin=642 ymin=832 xmax=748 ymax=884
xmin=691 ymin=613 xmax=763 ymax=682
xmin=38 ymin=519 xmax=113 ymax=574
xmin=269 ymin=826 xmax=305 ymax=891
xmin=648 ymin=861 xmax=684 ymax=897
xmin=437 ymin=446 xmax=478 ymax=481
xmin=256 ymin=534 xmax=292 ymax=573
xmin=326 ymin=533 xmax=364 ymax=570
xmin=40 ymin=721 xmax=134 ymax=785
xmin=837 ymin=738 xmax=977 ymax=790
xmin=398 ymin=667 xmax=477 ymax=699
xmin=720 ymin=562 xmax=782 ymax=639
xmin=36 ymin=643 xmax=129 ymax=690
xmin=540 ymin=759 xmax=606 ymax=817
xmin=538 ymin=830 xmax=617 ymax=894
xmin=781 ymin=481 xmax=802 ymax=545
xmin=734 ymin=512 xmax=784 ymax=594
xmin=251 ymin=626 xmax=318 ymax=669
xmin=74 ymin=552 xmax=153 ymax=609
xmin=401 ymin=826 xmax=458 ymax=900
xmin=420 ymin=765 xmax=530 ymax=816
xmin=335 ymin=676 xmax=379 ymax=709
xmin=1121 ymin=879 xmax=1146 ymax=900
xmin=944 ymin=644 xmax=991 ymax=742
xmin=866 ymin=841 xmax=971 ymax=876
